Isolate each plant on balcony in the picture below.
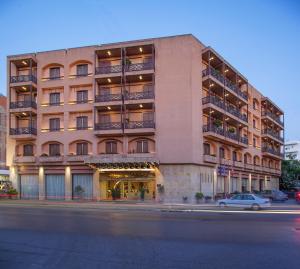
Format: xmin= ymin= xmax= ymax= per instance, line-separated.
xmin=125 ymin=58 xmax=132 ymax=66
xmin=74 ymin=185 xmax=85 ymax=200
xmin=214 ymin=119 xmax=222 ymax=128
xmin=40 ymin=153 xmax=48 ymax=157
xmin=228 ymin=127 xmax=236 ymax=133
xmin=195 ymin=192 xmax=204 ymax=203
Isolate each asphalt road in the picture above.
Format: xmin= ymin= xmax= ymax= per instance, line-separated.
xmin=0 ymin=205 xmax=299 ymax=269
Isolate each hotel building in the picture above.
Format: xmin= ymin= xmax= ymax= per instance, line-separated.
xmin=7 ymin=34 xmax=284 ymax=202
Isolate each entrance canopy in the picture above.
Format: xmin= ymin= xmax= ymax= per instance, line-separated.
xmin=84 ymin=155 xmax=159 ymax=171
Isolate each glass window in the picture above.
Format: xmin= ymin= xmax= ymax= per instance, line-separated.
xmin=23 ymin=144 xmax=33 ymax=156
xmin=76 ymin=116 xmax=88 ymax=130
xmin=49 ymin=93 xmax=60 ymax=106
xmin=76 ymin=142 xmax=88 ymax=155
xmin=76 ymin=64 xmax=88 ymax=76
xmin=49 ymin=67 xmax=60 ymax=79
xmin=253 ymin=137 xmax=256 ymax=147
xmin=105 ymin=141 xmax=117 ymax=154
xmin=136 ymin=140 xmax=148 ymax=153
xmin=76 ymin=90 xmax=88 ymax=103
xmin=253 ymin=119 xmax=256 ymax=128
xmin=204 ymin=143 xmax=210 ymax=155
xmin=233 ymin=151 xmax=237 ymax=161
xmin=49 ymin=144 xmax=60 ymax=156
xmin=243 ymin=195 xmax=255 ymax=200
xmin=219 ymin=147 xmax=225 ymax=159
xmin=49 ymin=118 xmax=60 ymax=131
xmin=231 ymin=194 xmax=242 ymax=200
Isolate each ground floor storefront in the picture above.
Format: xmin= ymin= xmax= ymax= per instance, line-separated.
xmin=9 ymin=163 xmax=280 ymax=203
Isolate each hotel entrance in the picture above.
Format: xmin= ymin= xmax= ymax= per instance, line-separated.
xmin=99 ymin=171 xmax=156 ymax=201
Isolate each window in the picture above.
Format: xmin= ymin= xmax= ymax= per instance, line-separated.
xmin=219 ymin=147 xmax=225 ymax=159
xmin=23 ymin=144 xmax=33 ymax=156
xmin=233 ymin=151 xmax=237 ymax=161
xmin=76 ymin=116 xmax=88 ymax=130
xmin=100 ymin=87 xmax=111 ymax=96
xmin=99 ymin=114 xmax=111 ymax=123
xmin=244 ymin=154 xmax=248 ymax=164
xmin=49 ymin=67 xmax=60 ymax=79
xmin=253 ymin=100 xmax=256 ymax=110
xmin=49 ymin=92 xmax=60 ymax=106
xmin=143 ymin=112 xmax=154 ymax=122
xmin=76 ymin=90 xmax=88 ymax=103
xmin=76 ymin=142 xmax=88 ymax=155
xmin=253 ymin=119 xmax=256 ymax=128
xmin=204 ymin=143 xmax=211 ymax=155
xmin=49 ymin=118 xmax=60 ymax=131
xmin=137 ymin=140 xmax=148 ymax=153
xmin=105 ymin=141 xmax=117 ymax=154
xmin=49 ymin=143 xmax=60 ymax=156
xmin=76 ymin=64 xmax=88 ymax=76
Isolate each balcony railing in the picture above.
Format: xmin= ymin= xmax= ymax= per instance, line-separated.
xmin=262 ymin=129 xmax=284 ymax=142
xmin=203 ymin=124 xmax=248 ymax=145
xmin=262 ymin=111 xmax=284 ymax=126
xmin=125 ymin=60 xmax=154 ymax=72
xmin=125 ymin=120 xmax=155 ymax=129
xmin=10 ymin=100 xmax=37 ymax=109
xmin=10 ymin=75 xmax=37 ymax=84
xmin=125 ymin=89 xmax=154 ymax=100
xmin=202 ymin=67 xmax=247 ymax=101
xmin=202 ymin=96 xmax=248 ymax=122
xmin=262 ymin=146 xmax=284 ymax=158
xmin=94 ymin=122 xmax=122 ymax=130
xmin=10 ymin=127 xmax=37 ymax=135
xmin=95 ymin=93 xmax=122 ymax=102
xmin=95 ymin=65 xmax=122 ymax=75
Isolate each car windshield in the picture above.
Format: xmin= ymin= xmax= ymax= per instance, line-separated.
xmin=231 ymin=195 xmax=242 ymax=200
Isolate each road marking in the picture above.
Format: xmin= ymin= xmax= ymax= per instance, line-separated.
xmin=171 ymin=209 xmax=300 ymax=214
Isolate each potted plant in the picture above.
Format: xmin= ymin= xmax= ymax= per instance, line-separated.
xmin=7 ymin=188 xmax=18 ymax=199
xmin=228 ymin=127 xmax=235 ymax=133
xmin=214 ymin=119 xmax=222 ymax=128
xmin=125 ymin=58 xmax=132 ymax=66
xmin=195 ymin=192 xmax=204 ymax=204
xmin=74 ymin=185 xmax=85 ymax=200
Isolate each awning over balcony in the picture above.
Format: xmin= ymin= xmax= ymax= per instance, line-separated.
xmin=84 ymin=154 xmax=159 ymax=170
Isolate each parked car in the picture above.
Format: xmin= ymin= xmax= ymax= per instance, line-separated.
xmin=217 ymin=193 xmax=271 ymax=210
xmin=260 ymin=190 xmax=288 ymax=201
xmin=295 ymin=191 xmax=300 ymax=204
xmin=282 ymin=188 xmax=300 ymax=199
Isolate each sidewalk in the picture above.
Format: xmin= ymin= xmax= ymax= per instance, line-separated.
xmin=0 ymin=199 xmax=299 ymax=212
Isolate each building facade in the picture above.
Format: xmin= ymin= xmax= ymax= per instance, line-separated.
xmin=285 ymin=141 xmax=300 ymax=160
xmin=7 ymin=34 xmax=284 ymax=202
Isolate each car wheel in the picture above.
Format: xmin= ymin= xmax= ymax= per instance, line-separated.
xmin=251 ymin=204 xmax=260 ymax=211
xmin=219 ymin=202 xmax=226 ymax=208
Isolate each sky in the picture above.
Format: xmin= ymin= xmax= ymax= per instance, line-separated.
xmin=0 ymin=0 xmax=299 ymax=140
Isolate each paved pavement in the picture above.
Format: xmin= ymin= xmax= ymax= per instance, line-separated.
xmin=0 ymin=201 xmax=299 ymax=269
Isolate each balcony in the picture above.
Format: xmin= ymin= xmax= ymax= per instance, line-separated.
xmin=10 ymin=74 xmax=37 ymax=85
xmin=202 ymin=67 xmax=247 ymax=101
xmin=94 ymin=122 xmax=123 ymax=136
xmin=262 ymin=111 xmax=284 ymax=127
xmin=124 ymin=120 xmax=155 ymax=135
xmin=10 ymin=101 xmax=37 ymax=113
xmin=125 ymin=89 xmax=154 ymax=101
xmin=10 ymin=127 xmax=37 ymax=139
xmin=262 ymin=129 xmax=284 ymax=143
xmin=13 ymin=156 xmax=36 ymax=163
xmin=125 ymin=60 xmax=154 ymax=73
xmin=203 ymin=124 xmax=248 ymax=147
xmin=95 ymin=65 xmax=122 ymax=75
xmin=262 ymin=146 xmax=284 ymax=159
xmin=66 ymin=155 xmax=88 ymax=162
xmin=95 ymin=93 xmax=122 ymax=103
xmin=39 ymin=155 xmax=64 ymax=163
xmin=202 ymin=96 xmax=248 ymax=123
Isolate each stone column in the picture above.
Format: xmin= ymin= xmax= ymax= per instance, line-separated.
xmin=213 ymin=169 xmax=217 ymax=199
xmin=93 ymin=169 xmax=100 ymax=201
xmin=10 ymin=166 xmax=19 ymax=196
xmin=238 ymin=173 xmax=242 ymax=192
xmin=38 ymin=166 xmax=45 ymax=200
xmin=65 ymin=166 xmax=72 ymax=201
xmin=227 ymin=170 xmax=231 ymax=194
xmin=264 ymin=175 xmax=268 ymax=190
xmin=248 ymin=173 xmax=252 ymax=192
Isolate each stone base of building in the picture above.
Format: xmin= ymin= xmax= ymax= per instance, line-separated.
xmin=9 ymin=163 xmax=279 ymax=203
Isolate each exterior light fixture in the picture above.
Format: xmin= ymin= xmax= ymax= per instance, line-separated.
xmin=107 ymin=106 xmax=111 ymax=110
xmin=209 ymin=56 xmax=214 ymax=61
xmin=225 ymin=93 xmax=229 ymax=97
xmin=139 ymin=104 xmax=143 ymax=108
xmin=107 ymin=51 xmax=111 ymax=56
xmin=210 ymin=110 xmax=215 ymax=114
xmin=107 ymin=78 xmax=111 ymax=83
xmin=209 ymin=83 xmax=214 ymax=87
xmin=224 ymin=69 xmax=229 ymax=73
xmin=139 ymin=75 xmax=143 ymax=80
xmin=139 ymin=47 xmax=143 ymax=52
xmin=238 ymin=79 xmax=242 ymax=83
xmin=22 ymin=112 xmax=27 ymax=116
xmin=21 ymin=86 xmax=27 ymax=90
xmin=22 ymin=60 xmax=27 ymax=65
xmin=225 ymin=118 xmax=229 ymax=121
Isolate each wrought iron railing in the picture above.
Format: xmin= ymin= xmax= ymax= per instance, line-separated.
xmin=262 ymin=146 xmax=284 ymax=158
xmin=95 ymin=65 xmax=122 ymax=75
xmin=125 ymin=90 xmax=154 ymax=100
xmin=261 ymin=111 xmax=284 ymax=126
xmin=125 ymin=61 xmax=154 ymax=72
xmin=10 ymin=100 xmax=37 ymax=109
xmin=202 ymin=96 xmax=248 ymax=122
xmin=10 ymin=74 xmax=37 ymax=84
xmin=94 ymin=122 xmax=122 ymax=130
xmin=10 ymin=127 xmax=37 ymax=135
xmin=95 ymin=93 xmax=122 ymax=102
xmin=262 ymin=129 xmax=284 ymax=142
xmin=203 ymin=124 xmax=248 ymax=145
xmin=125 ymin=120 xmax=155 ymax=129
xmin=202 ymin=67 xmax=247 ymax=100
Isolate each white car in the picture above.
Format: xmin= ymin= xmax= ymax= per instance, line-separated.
xmin=217 ymin=193 xmax=271 ymax=210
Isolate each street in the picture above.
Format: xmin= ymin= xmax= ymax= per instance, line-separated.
xmin=0 ymin=204 xmax=299 ymax=269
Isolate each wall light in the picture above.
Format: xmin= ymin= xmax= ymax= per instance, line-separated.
xmin=209 ymin=56 xmax=214 ymax=61
xmin=139 ymin=75 xmax=143 ymax=80
xmin=107 ymin=78 xmax=111 ymax=83
xmin=224 ymin=69 xmax=229 ymax=73
xmin=107 ymin=51 xmax=111 ymax=56
xmin=22 ymin=60 xmax=27 ymax=65
xmin=21 ymin=86 xmax=27 ymax=90
xmin=139 ymin=104 xmax=143 ymax=108
xmin=209 ymin=83 xmax=214 ymax=87
xmin=139 ymin=47 xmax=143 ymax=52
xmin=107 ymin=106 xmax=111 ymax=110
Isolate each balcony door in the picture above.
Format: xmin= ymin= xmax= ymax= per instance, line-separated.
xmin=100 ymin=114 xmax=111 ymax=124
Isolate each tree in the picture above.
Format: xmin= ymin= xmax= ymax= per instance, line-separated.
xmin=280 ymin=159 xmax=300 ymax=189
